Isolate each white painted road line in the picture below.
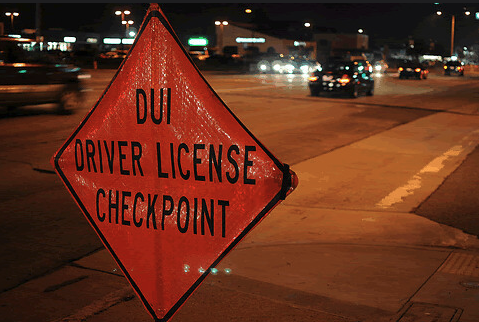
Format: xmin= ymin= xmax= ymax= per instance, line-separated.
xmin=376 ymin=129 xmax=479 ymax=209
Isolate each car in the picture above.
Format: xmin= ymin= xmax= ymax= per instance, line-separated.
xmin=398 ymin=60 xmax=429 ymax=79
xmin=0 ymin=36 xmax=84 ymax=114
xmin=308 ymin=59 xmax=374 ymax=98
xmin=444 ymin=60 xmax=464 ymax=76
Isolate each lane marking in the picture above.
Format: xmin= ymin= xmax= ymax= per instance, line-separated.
xmin=376 ymin=129 xmax=479 ymax=209
xmin=49 ymin=286 xmax=134 ymax=322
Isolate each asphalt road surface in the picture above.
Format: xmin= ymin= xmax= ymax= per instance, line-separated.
xmin=1 ymin=67 xmax=478 ymax=297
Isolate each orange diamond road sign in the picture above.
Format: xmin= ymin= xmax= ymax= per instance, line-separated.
xmin=51 ymin=4 xmax=297 ymax=322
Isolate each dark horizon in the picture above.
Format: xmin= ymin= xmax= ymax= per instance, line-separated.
xmin=0 ymin=3 xmax=478 ymax=50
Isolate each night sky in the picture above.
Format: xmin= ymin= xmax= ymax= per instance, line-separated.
xmin=0 ymin=3 xmax=478 ymax=49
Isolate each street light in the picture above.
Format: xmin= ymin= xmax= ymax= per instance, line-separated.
xmin=5 ymin=11 xmax=19 ymax=31
xmin=304 ymin=22 xmax=311 ymax=28
xmin=214 ymin=20 xmax=228 ymax=55
xmin=358 ymin=28 xmax=364 ymax=34
xmin=115 ymin=10 xmax=133 ymax=37
xmin=121 ymin=19 xmax=134 ymax=36
xmin=436 ymin=9 xmax=471 ymax=57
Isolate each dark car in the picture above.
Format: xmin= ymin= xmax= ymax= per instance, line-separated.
xmin=398 ymin=60 xmax=429 ymax=79
xmin=308 ymin=59 xmax=374 ymax=98
xmin=0 ymin=36 xmax=84 ymax=114
xmin=444 ymin=60 xmax=464 ymax=76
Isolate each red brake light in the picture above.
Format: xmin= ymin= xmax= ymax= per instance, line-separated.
xmin=338 ymin=74 xmax=350 ymax=84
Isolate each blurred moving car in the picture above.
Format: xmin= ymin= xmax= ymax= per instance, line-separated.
xmin=308 ymin=59 xmax=374 ymax=98
xmin=189 ymin=50 xmax=210 ymax=61
xmin=0 ymin=36 xmax=84 ymax=114
xmin=444 ymin=60 xmax=464 ymax=76
xmin=256 ymin=56 xmax=318 ymax=74
xmin=398 ymin=60 xmax=429 ymax=79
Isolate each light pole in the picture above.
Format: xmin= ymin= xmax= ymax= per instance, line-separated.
xmin=215 ymin=20 xmax=228 ymax=55
xmin=5 ymin=11 xmax=19 ymax=31
xmin=122 ymin=19 xmax=134 ymax=37
xmin=436 ymin=9 xmax=470 ymax=57
xmin=115 ymin=10 xmax=133 ymax=37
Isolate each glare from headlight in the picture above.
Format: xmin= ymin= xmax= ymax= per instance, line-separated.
xmin=300 ymin=65 xmax=310 ymax=74
xmin=284 ymin=64 xmax=294 ymax=73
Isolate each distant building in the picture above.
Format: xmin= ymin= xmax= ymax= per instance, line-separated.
xmin=215 ymin=22 xmax=317 ymax=60
xmin=314 ymin=32 xmax=369 ymax=63
xmin=215 ymin=21 xmax=370 ymax=62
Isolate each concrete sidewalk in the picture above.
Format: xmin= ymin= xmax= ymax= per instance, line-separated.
xmin=1 ymin=203 xmax=478 ymax=322
xmin=3 ymin=108 xmax=479 ymax=322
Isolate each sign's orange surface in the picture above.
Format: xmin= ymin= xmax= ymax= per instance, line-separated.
xmin=52 ymin=4 xmax=296 ymax=321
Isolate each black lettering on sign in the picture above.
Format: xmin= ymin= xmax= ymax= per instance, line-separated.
xmin=135 ymin=88 xmax=171 ymax=125
xmin=96 ymin=188 xmax=106 ymax=222
xmin=156 ymin=143 xmax=168 ymax=178
xmin=162 ymin=195 xmax=174 ymax=230
xmin=209 ymin=144 xmax=222 ymax=182
xmin=75 ymin=139 xmax=84 ymax=171
xmin=178 ymin=143 xmax=190 ymax=180
xmin=218 ymin=200 xmax=229 ymax=237
xmin=104 ymin=141 xmax=115 ymax=174
xmin=121 ymin=191 xmax=131 ymax=226
xmin=95 ymin=190 xmax=230 ymax=238
xmin=226 ymin=145 xmax=240 ymax=184
xmin=201 ymin=199 xmax=214 ymax=236
xmin=109 ymin=190 xmax=119 ymax=224
xmin=74 ymin=140 xmax=144 ymax=176
xmin=244 ymin=145 xmax=256 ymax=185
xmin=133 ymin=192 xmax=144 ymax=228
xmin=118 ymin=141 xmax=129 ymax=176
xmin=136 ymin=89 xmax=147 ymax=124
xmin=131 ymin=142 xmax=143 ymax=176
xmin=86 ymin=139 xmax=97 ymax=173
xmin=193 ymin=144 xmax=206 ymax=181
xmin=147 ymin=194 xmax=158 ymax=229
xmin=177 ymin=196 xmax=189 ymax=233
xmin=97 ymin=140 xmax=104 ymax=173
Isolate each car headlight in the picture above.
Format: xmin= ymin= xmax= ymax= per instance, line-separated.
xmin=273 ymin=64 xmax=281 ymax=71
xmin=284 ymin=64 xmax=294 ymax=73
xmin=300 ymin=65 xmax=310 ymax=74
xmin=375 ymin=65 xmax=382 ymax=71
xmin=77 ymin=73 xmax=91 ymax=80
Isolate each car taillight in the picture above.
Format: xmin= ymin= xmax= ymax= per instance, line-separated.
xmin=444 ymin=66 xmax=448 ymax=69
xmin=338 ymin=74 xmax=350 ymax=85
xmin=308 ymin=76 xmax=319 ymax=82
xmin=415 ymin=68 xmax=421 ymax=72
xmin=398 ymin=67 xmax=404 ymax=72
